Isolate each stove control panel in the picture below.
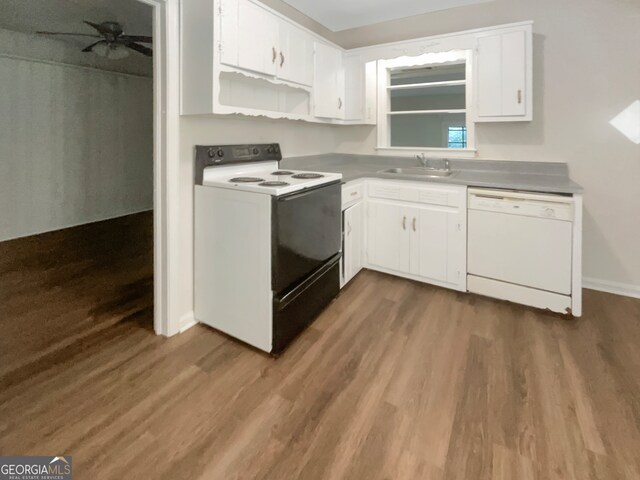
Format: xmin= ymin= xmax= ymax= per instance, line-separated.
xmin=195 ymin=143 xmax=282 ymax=184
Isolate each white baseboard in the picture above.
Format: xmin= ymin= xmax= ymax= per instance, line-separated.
xmin=583 ymin=277 xmax=640 ymax=299
xmin=179 ymin=311 xmax=198 ymax=333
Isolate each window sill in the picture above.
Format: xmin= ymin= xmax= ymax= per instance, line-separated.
xmin=376 ymin=146 xmax=477 ymax=159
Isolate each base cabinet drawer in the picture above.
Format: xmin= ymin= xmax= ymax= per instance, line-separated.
xmin=342 ymin=182 xmax=363 ymax=208
xmin=368 ymin=181 xmax=463 ymax=208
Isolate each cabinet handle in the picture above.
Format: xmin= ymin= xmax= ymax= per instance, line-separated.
xmin=517 ymin=89 xmax=522 ymax=104
xmin=279 ymin=51 xmax=285 ymax=67
xmin=272 ymin=47 xmax=277 ymax=64
xmin=402 ymin=216 xmax=406 ymax=230
xmin=350 ymin=191 xmax=358 ymax=197
xmin=338 ymin=97 xmax=343 ymax=110
xmin=412 ymin=217 xmax=416 ymax=232
xmin=347 ymin=222 xmax=352 ymax=235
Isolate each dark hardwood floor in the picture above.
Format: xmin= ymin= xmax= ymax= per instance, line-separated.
xmin=1 ymin=213 xmax=639 ymax=479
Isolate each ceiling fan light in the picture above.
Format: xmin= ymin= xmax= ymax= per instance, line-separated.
xmin=92 ymin=42 xmax=130 ymax=60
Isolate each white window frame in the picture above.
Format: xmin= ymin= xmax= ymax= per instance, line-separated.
xmin=376 ymin=50 xmax=476 ymax=157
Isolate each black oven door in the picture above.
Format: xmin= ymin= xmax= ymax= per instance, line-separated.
xmin=272 ymin=181 xmax=342 ymax=294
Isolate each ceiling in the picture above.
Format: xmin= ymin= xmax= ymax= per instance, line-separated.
xmin=282 ymin=0 xmax=495 ymax=31
xmin=0 ymin=0 xmax=152 ymax=48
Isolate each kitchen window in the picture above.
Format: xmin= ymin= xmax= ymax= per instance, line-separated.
xmin=376 ymin=51 xmax=475 ymax=154
xmin=447 ymin=126 xmax=467 ymax=148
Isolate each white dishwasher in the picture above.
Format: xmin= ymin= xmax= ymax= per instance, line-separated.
xmin=467 ymin=188 xmax=575 ymax=314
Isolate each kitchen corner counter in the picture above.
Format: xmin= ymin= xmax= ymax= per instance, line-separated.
xmin=280 ymin=154 xmax=583 ymax=194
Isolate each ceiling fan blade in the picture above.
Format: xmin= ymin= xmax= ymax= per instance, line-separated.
xmin=82 ymin=40 xmax=106 ymax=52
xmin=120 ymin=35 xmax=153 ymax=44
xmin=36 ymin=31 xmax=102 ymax=38
xmin=83 ymin=20 xmax=105 ymax=34
xmin=124 ymin=41 xmax=153 ymax=57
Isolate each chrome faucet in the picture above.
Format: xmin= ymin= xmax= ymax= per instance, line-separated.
xmin=416 ymin=154 xmax=451 ymax=172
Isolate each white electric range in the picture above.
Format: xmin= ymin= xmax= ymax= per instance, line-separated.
xmin=194 ymin=143 xmax=343 ymax=354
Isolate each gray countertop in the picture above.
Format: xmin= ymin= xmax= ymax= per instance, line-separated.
xmin=281 ymin=153 xmax=583 ymax=194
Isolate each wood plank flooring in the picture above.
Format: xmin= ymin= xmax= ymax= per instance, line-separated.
xmin=1 ymin=212 xmax=640 ymax=479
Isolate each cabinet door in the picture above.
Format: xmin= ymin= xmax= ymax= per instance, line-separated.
xmin=476 ymin=28 xmax=529 ymax=121
xmin=367 ymin=200 xmax=410 ymax=273
xmin=237 ymin=0 xmax=278 ymax=76
xmin=313 ymin=42 xmax=344 ymax=119
xmin=343 ymin=56 xmax=377 ymax=124
xmin=500 ymin=30 xmax=527 ymax=116
xmin=409 ymin=206 xmax=448 ymax=282
xmin=219 ymin=0 xmax=240 ymax=68
xmin=278 ymin=21 xmax=313 ymax=86
xmin=408 ymin=205 xmax=466 ymax=287
xmin=343 ymin=202 xmax=364 ymax=285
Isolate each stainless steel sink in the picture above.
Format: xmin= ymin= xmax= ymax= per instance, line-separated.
xmin=379 ymin=167 xmax=454 ymax=177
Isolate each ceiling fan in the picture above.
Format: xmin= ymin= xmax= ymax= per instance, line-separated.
xmin=37 ymin=21 xmax=152 ymax=60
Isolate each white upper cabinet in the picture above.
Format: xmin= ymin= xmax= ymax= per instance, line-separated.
xmin=236 ymin=0 xmax=279 ymax=76
xmin=313 ymin=42 xmax=345 ymax=119
xmin=220 ymin=0 xmax=315 ymax=85
xmin=181 ymin=0 xmax=531 ymax=126
xmin=277 ymin=21 xmax=314 ymax=86
xmin=475 ymin=25 xmax=532 ymax=121
xmin=343 ymin=55 xmax=377 ymax=124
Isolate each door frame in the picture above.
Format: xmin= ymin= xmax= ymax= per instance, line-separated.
xmin=136 ymin=0 xmax=180 ymax=336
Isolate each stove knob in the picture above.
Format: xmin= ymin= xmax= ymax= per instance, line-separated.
xmin=274 ymin=145 xmax=280 ymax=154
xmin=267 ymin=146 xmax=275 ymax=154
xmin=217 ymin=149 xmax=224 ymax=158
xmin=207 ymin=147 xmax=216 ymax=158
xmin=252 ymin=147 xmax=259 ymax=155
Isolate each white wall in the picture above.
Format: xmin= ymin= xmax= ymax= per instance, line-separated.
xmin=332 ymin=0 xmax=640 ymax=291
xmin=0 ymin=28 xmax=153 ymax=241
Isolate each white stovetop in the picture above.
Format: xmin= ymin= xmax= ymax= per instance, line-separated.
xmin=202 ymin=162 xmax=342 ymax=196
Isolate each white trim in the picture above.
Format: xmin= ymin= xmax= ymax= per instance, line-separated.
xmin=571 ymin=194 xmax=583 ymax=316
xmin=179 ymin=312 xmax=199 ymax=333
xmin=375 ymin=147 xmax=477 ymax=159
xmin=388 ymin=109 xmax=466 ymax=115
xmin=376 ymin=50 xmax=476 ymax=154
xmin=0 ymin=53 xmax=153 ymax=80
xmin=346 ymin=21 xmax=534 ymax=55
xmin=583 ymin=278 xmax=640 ymax=299
xmin=135 ymin=0 xmax=181 ymax=337
xmin=387 ymin=80 xmax=466 ymax=90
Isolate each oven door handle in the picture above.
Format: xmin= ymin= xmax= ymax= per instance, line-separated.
xmin=277 ymin=181 xmax=341 ymax=202
xmin=274 ymin=253 xmax=341 ymax=310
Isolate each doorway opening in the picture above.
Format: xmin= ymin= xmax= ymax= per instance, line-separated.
xmin=0 ymin=0 xmax=171 ymax=378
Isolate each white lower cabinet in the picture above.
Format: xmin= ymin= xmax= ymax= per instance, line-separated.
xmin=366 ymin=181 xmax=467 ymax=291
xmin=342 ymin=201 xmax=364 ymax=286
xmin=367 ymin=200 xmax=410 ymax=273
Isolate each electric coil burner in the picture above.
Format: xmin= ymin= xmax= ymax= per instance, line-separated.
xmin=271 ymin=171 xmax=294 ymax=176
xmin=229 ymin=177 xmax=264 ymax=183
xmin=259 ymin=181 xmax=290 ymax=187
xmin=292 ymin=173 xmax=324 ymax=179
